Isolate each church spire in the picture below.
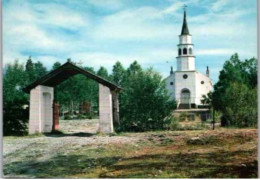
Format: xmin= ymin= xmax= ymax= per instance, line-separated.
xmin=181 ymin=5 xmax=190 ymax=35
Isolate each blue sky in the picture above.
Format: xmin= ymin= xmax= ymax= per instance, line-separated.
xmin=3 ymin=0 xmax=257 ymax=83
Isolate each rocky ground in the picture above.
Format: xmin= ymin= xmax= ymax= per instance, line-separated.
xmin=3 ymin=119 xmax=258 ymax=178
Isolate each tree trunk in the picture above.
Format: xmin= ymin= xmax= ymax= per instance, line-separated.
xmin=212 ymin=109 xmax=215 ymax=130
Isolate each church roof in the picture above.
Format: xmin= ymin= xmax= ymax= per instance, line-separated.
xmin=181 ymin=10 xmax=190 ymax=35
xmin=23 ymin=61 xmax=122 ymax=93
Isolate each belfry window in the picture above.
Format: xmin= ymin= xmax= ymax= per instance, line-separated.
xmin=189 ymin=48 xmax=192 ymax=54
xmin=183 ymin=48 xmax=187 ymax=55
xmin=178 ymin=48 xmax=182 ymax=55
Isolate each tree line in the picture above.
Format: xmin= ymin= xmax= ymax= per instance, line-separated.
xmin=3 ymin=53 xmax=257 ymax=135
xmin=3 ymin=57 xmax=175 ymax=135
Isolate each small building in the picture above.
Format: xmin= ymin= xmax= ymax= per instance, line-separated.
xmin=165 ymin=9 xmax=213 ymax=109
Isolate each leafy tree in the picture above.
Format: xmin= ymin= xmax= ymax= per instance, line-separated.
xmin=34 ymin=61 xmax=48 ymax=78
xmin=222 ymin=82 xmax=257 ymax=127
xmin=52 ymin=62 xmax=62 ymax=70
xmin=212 ymin=53 xmax=257 ymax=127
xmin=117 ymin=61 xmax=176 ymax=132
xmin=97 ymin=66 xmax=110 ymax=80
xmin=3 ymin=60 xmax=29 ymax=135
xmin=25 ymin=57 xmax=48 ymax=84
xmin=201 ymin=92 xmax=216 ymax=129
xmin=126 ymin=60 xmax=142 ymax=76
xmin=111 ymin=61 xmax=125 ymax=86
xmin=25 ymin=56 xmax=35 ymax=84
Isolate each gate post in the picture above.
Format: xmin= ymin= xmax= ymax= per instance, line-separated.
xmin=98 ymin=84 xmax=114 ymax=133
xmin=53 ymin=103 xmax=60 ymax=131
xmin=112 ymin=91 xmax=120 ymax=126
xmin=29 ymin=85 xmax=53 ymax=134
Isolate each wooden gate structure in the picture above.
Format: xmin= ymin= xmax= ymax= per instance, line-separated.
xmin=23 ymin=61 xmax=122 ymax=134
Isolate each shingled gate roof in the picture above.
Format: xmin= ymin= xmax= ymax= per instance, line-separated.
xmin=23 ymin=61 xmax=122 ymax=93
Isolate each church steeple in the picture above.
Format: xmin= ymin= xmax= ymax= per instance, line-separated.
xmin=176 ymin=6 xmax=195 ymax=71
xmin=181 ymin=8 xmax=190 ymax=35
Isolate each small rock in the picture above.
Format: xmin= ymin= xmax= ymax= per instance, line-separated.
xmin=241 ymin=164 xmax=247 ymax=167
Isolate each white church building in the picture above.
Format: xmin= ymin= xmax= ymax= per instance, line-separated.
xmin=165 ymin=9 xmax=213 ymax=109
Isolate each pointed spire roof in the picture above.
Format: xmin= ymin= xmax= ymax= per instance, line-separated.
xmin=181 ymin=8 xmax=190 ymax=35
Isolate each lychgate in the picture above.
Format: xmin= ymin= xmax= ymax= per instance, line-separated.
xmin=23 ymin=61 xmax=121 ymax=134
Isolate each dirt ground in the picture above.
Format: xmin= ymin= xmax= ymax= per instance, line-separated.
xmin=3 ymin=119 xmax=138 ymax=165
xmin=3 ymin=119 xmax=258 ymax=178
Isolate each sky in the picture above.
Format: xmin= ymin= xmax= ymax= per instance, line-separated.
xmin=2 ymin=0 xmax=258 ymax=83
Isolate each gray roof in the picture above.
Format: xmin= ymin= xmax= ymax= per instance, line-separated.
xmin=181 ymin=10 xmax=190 ymax=35
xmin=23 ymin=62 xmax=122 ymax=93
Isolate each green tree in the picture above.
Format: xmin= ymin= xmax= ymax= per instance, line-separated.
xmin=34 ymin=61 xmax=48 ymax=78
xmin=25 ymin=57 xmax=48 ymax=84
xmin=212 ymin=53 xmax=257 ymax=127
xmin=111 ymin=61 xmax=125 ymax=86
xmin=25 ymin=56 xmax=35 ymax=84
xmin=223 ymin=82 xmax=257 ymax=127
xmin=97 ymin=66 xmax=110 ymax=80
xmin=3 ymin=60 xmax=29 ymax=135
xmin=117 ymin=61 xmax=176 ymax=132
xmin=52 ymin=62 xmax=62 ymax=70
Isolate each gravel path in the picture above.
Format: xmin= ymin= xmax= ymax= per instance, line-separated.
xmin=3 ymin=119 xmax=139 ymax=166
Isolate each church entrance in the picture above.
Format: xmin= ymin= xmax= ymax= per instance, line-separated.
xmin=180 ymin=88 xmax=191 ymax=109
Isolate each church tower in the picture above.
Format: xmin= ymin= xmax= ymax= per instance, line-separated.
xmin=165 ymin=6 xmax=213 ymax=110
xmin=176 ymin=8 xmax=195 ymax=71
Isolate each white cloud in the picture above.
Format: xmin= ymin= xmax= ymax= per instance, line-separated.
xmin=211 ymin=0 xmax=228 ymax=12
xmin=196 ymin=48 xmax=236 ymax=55
xmin=162 ymin=1 xmax=184 ymax=15
xmin=2 ymin=0 xmax=257 ymax=83
xmin=86 ymin=0 xmax=123 ymax=10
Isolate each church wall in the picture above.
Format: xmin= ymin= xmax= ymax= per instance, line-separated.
xmin=174 ymin=71 xmax=196 ymax=106
xmin=195 ymin=72 xmax=213 ymax=105
xmin=165 ymin=74 xmax=175 ymax=101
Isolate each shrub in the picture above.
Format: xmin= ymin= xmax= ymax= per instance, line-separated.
xmin=64 ymin=115 xmax=72 ymax=120
xmin=179 ymin=112 xmax=188 ymax=121
xmin=3 ymin=107 xmax=29 ymax=136
xmin=169 ymin=117 xmax=180 ymax=130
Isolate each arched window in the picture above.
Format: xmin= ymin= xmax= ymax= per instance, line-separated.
xmin=183 ymin=48 xmax=187 ymax=55
xmin=189 ymin=48 xmax=192 ymax=54
xmin=178 ymin=48 xmax=182 ymax=55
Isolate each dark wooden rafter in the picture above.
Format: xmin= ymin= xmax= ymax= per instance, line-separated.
xmin=23 ymin=62 xmax=122 ymax=93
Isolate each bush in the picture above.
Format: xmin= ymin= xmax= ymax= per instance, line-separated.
xmin=188 ymin=114 xmax=195 ymax=121
xmin=76 ymin=114 xmax=87 ymax=120
xmin=64 ymin=114 xmax=72 ymax=120
xmin=169 ymin=117 xmax=180 ymax=130
xmin=3 ymin=107 xmax=29 ymax=136
xmin=179 ymin=112 xmax=188 ymax=121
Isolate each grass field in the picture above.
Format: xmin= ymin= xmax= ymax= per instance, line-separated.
xmin=3 ymin=119 xmax=258 ymax=178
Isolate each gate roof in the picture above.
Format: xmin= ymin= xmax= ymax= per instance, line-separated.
xmin=23 ymin=61 xmax=121 ymax=93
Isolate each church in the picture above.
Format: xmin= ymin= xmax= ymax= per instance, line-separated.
xmin=165 ymin=9 xmax=213 ymax=109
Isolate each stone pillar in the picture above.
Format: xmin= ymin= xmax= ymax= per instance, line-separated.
xmin=112 ymin=91 xmax=120 ymax=126
xmin=98 ymin=84 xmax=114 ymax=133
xmin=29 ymin=85 xmax=54 ymax=134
